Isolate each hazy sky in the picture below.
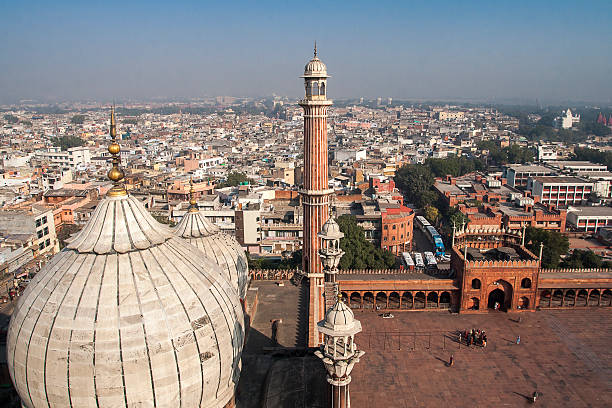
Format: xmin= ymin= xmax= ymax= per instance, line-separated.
xmin=1 ymin=1 xmax=611 ymax=104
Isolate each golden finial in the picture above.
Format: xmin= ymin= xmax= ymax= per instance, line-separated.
xmin=107 ymin=105 xmax=127 ymax=197
xmin=188 ymin=177 xmax=198 ymax=211
xmin=314 ymin=41 xmax=317 ymax=57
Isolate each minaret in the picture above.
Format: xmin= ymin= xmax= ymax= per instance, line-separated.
xmin=319 ymin=215 xmax=345 ymax=310
xmin=314 ymin=293 xmax=364 ymax=408
xmin=300 ymin=44 xmax=333 ymax=346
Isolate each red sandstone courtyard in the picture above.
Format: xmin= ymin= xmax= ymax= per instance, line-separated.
xmin=349 ymin=308 xmax=612 ymax=407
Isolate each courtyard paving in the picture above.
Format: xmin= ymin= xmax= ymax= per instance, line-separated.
xmin=349 ymin=308 xmax=612 ymax=408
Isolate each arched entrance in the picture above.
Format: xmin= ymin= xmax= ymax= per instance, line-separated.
xmin=488 ymin=289 xmax=505 ymax=310
xmin=487 ymin=280 xmax=513 ymax=311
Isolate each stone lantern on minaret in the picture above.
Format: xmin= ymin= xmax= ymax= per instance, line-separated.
xmin=300 ymin=43 xmax=333 ymax=346
xmin=315 ymin=293 xmax=365 ymax=408
xmin=319 ymin=216 xmax=345 ymax=310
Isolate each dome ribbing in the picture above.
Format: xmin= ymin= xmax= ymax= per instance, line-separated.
xmin=7 ymin=193 xmax=244 ymax=408
xmin=173 ymin=209 xmax=249 ymax=300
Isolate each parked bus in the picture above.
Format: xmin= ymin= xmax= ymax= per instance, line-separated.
xmin=424 ymin=251 xmax=437 ymax=267
xmin=414 ymin=252 xmax=425 ymax=268
xmin=415 ymin=216 xmax=431 ymax=233
xmin=424 ymin=225 xmax=446 ymax=257
xmin=402 ymin=252 xmax=414 ymax=270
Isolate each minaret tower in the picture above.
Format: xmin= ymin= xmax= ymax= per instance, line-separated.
xmin=300 ymin=44 xmax=333 ymax=346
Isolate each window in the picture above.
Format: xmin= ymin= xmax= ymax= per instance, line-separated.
xmin=392 ymin=236 xmax=395 ymax=241
xmin=392 ymin=225 xmax=396 ymax=230
xmin=37 ymin=230 xmax=44 ymax=239
xmin=384 ymin=225 xmax=388 ymax=230
xmin=36 ymin=218 xmax=41 ymax=228
xmin=471 ymin=279 xmax=481 ymax=289
xmin=45 ymin=239 xmax=51 ymax=247
xmin=38 ymin=242 xmax=45 ymax=251
xmin=43 ymin=227 xmax=49 ymax=236
xmin=521 ymin=278 xmax=532 ymax=289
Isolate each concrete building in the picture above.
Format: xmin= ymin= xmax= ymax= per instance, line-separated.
xmin=528 ymin=176 xmax=593 ymax=207
xmin=37 ymin=146 xmax=91 ymax=170
xmin=0 ymin=204 xmax=58 ymax=256
xmin=567 ymin=206 xmax=612 ymax=232
xmin=504 ymin=164 xmax=554 ymax=188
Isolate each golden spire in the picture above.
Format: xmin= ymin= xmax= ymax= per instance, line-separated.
xmin=188 ymin=177 xmax=198 ymax=212
xmin=107 ymin=105 xmax=127 ymax=197
xmin=314 ymin=41 xmax=317 ymax=57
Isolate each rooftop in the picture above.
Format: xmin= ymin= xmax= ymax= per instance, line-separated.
xmin=567 ymin=206 xmax=612 ymax=217
xmin=531 ymin=176 xmax=591 ymax=184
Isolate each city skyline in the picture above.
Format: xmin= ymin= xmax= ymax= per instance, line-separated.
xmin=1 ymin=1 xmax=611 ymax=105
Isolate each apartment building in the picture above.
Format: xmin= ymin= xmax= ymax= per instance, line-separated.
xmin=528 ymin=176 xmax=593 ymax=207
xmin=0 ymin=204 xmax=59 ymax=256
xmin=566 ymin=206 xmax=612 ymax=232
xmin=504 ymin=164 xmax=554 ymax=188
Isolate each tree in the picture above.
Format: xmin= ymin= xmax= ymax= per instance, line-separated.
xmin=70 ymin=115 xmax=86 ymax=125
xmin=561 ymin=249 xmax=611 ymax=269
xmin=525 ymin=227 xmax=569 ymax=268
xmin=423 ymin=205 xmax=440 ymax=224
xmin=336 ymin=215 xmax=396 ymax=270
xmin=3 ymin=114 xmax=18 ymax=124
xmin=217 ymin=172 xmax=252 ymax=188
xmin=51 ymin=135 xmax=86 ymax=151
xmin=394 ymin=164 xmax=435 ymax=207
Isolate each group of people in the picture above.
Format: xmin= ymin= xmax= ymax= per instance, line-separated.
xmin=459 ymin=328 xmax=487 ymax=347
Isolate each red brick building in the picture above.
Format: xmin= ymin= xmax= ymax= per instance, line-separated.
xmin=380 ymin=206 xmax=415 ymax=255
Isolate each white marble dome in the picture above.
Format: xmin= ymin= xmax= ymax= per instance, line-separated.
xmin=173 ymin=207 xmax=248 ymax=299
xmin=304 ymin=55 xmax=328 ymax=77
xmin=7 ymin=193 xmax=244 ymax=408
xmin=318 ymin=217 xmax=344 ymax=241
xmin=318 ymin=297 xmax=362 ymax=337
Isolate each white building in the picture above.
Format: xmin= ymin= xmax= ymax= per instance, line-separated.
xmin=554 ymin=109 xmax=580 ymax=129
xmin=567 ymin=206 xmax=612 ymax=232
xmin=37 ymin=146 xmax=91 ymax=169
xmin=538 ymin=145 xmax=557 ymax=161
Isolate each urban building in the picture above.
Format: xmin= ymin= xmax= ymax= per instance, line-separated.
xmin=566 ymin=206 xmax=612 ymax=232
xmin=528 ymin=176 xmax=593 ymax=206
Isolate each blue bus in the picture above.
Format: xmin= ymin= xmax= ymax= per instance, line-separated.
xmin=425 ymin=225 xmax=445 ymax=257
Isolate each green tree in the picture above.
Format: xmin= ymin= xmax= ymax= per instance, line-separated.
xmin=51 ymin=135 xmax=86 ymax=151
xmin=525 ymin=227 xmax=569 ymax=268
xmin=3 ymin=114 xmax=18 ymax=124
xmin=70 ymin=115 xmax=86 ymax=124
xmin=394 ymin=164 xmax=435 ymax=207
xmin=336 ymin=215 xmax=396 ymax=270
xmin=423 ymin=205 xmax=440 ymax=224
xmin=561 ymin=249 xmax=611 ymax=269
xmin=218 ymin=172 xmax=252 ymax=188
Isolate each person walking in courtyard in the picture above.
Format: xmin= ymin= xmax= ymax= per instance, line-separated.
xmin=516 ymin=335 xmax=521 ymax=345
xmin=449 ymin=354 xmax=454 ymax=367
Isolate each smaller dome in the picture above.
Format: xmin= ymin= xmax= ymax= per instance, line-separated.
xmin=318 ymin=217 xmax=344 ymax=241
xmin=304 ymin=56 xmax=328 ymax=77
xmin=317 ymin=296 xmax=362 ymax=337
xmin=323 ymin=299 xmax=354 ymax=328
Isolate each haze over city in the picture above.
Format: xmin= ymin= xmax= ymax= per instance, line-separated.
xmin=1 ymin=0 xmax=611 ymax=104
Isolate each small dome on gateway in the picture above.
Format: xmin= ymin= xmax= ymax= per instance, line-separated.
xmin=173 ymin=182 xmax=249 ymax=299
xmin=7 ymin=109 xmax=244 ymax=408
